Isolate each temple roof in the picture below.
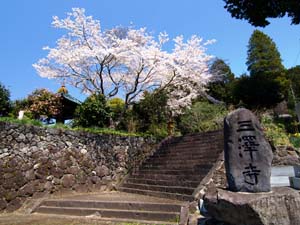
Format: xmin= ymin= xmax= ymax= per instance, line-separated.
xmin=60 ymin=93 xmax=82 ymax=105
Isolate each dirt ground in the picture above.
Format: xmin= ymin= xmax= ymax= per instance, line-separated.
xmin=0 ymin=213 xmax=121 ymax=225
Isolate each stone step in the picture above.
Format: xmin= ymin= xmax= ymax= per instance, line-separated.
xmin=165 ymin=132 xmax=222 ymax=143
xmin=129 ymin=173 xmax=205 ymax=182
xmin=126 ymin=178 xmax=199 ymax=188
xmin=119 ymin=187 xmax=194 ymax=201
xmin=122 ymin=183 xmax=195 ymax=195
xmin=159 ymin=144 xmax=221 ymax=152
xmin=148 ymin=152 xmax=220 ymax=160
xmin=165 ymin=139 xmax=222 ymax=147
xmin=140 ymin=163 xmax=214 ymax=171
xmin=133 ymin=168 xmax=210 ymax=176
xmin=143 ymin=155 xmax=219 ymax=164
xmin=35 ymin=206 xmax=180 ymax=222
xmin=40 ymin=199 xmax=182 ymax=212
xmin=154 ymin=146 xmax=221 ymax=154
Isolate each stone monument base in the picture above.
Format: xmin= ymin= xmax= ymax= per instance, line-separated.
xmin=203 ymin=187 xmax=300 ymax=225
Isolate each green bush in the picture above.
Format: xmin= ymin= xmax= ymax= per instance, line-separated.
xmin=261 ymin=114 xmax=291 ymax=146
xmin=74 ymin=93 xmax=110 ymax=128
xmin=132 ymin=90 xmax=169 ymax=138
xmin=290 ymin=135 xmax=300 ymax=148
xmin=10 ymin=98 xmax=31 ymax=118
xmin=146 ymin=123 xmax=168 ymax=139
xmin=107 ymin=97 xmax=125 ymax=124
xmin=178 ymin=101 xmax=227 ymax=134
xmin=0 ymin=82 xmax=11 ymax=116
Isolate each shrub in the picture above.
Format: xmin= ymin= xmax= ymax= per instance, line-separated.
xmin=261 ymin=114 xmax=291 ymax=146
xmin=26 ymin=89 xmax=62 ymax=120
xmin=0 ymin=82 xmax=11 ymax=116
xmin=107 ymin=97 xmax=125 ymax=123
xmin=178 ymin=101 xmax=227 ymax=134
xmin=132 ymin=90 xmax=169 ymax=137
xmin=74 ymin=93 xmax=110 ymax=128
xmin=10 ymin=98 xmax=31 ymax=118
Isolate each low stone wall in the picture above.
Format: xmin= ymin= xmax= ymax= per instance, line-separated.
xmin=0 ymin=121 xmax=157 ymax=212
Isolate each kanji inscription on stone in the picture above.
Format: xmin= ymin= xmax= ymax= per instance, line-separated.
xmin=224 ymin=108 xmax=273 ymax=192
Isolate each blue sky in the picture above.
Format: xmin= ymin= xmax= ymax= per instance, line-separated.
xmin=1 ymin=0 xmax=300 ymax=101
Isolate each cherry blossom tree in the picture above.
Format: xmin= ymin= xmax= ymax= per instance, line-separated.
xmin=33 ymin=8 xmax=214 ymax=115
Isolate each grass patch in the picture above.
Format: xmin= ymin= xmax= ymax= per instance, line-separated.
xmin=0 ymin=116 xmax=151 ymax=138
xmin=0 ymin=116 xmax=42 ymax=126
xmin=72 ymin=126 xmax=149 ymax=137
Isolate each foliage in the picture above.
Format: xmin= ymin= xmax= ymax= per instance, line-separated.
xmin=27 ymin=89 xmax=62 ymax=119
xmin=247 ymin=30 xmax=285 ymax=77
xmin=72 ymin=126 xmax=145 ymax=137
xmin=224 ymin=0 xmax=300 ymax=27
xmin=232 ymin=74 xmax=284 ymax=109
xmin=287 ymin=66 xmax=300 ymax=103
xmin=9 ymin=98 xmax=30 ymax=118
xmin=74 ymin=93 xmax=110 ymax=128
xmin=107 ymin=97 xmax=125 ymax=122
xmin=261 ymin=114 xmax=291 ymax=146
xmin=207 ymin=58 xmax=236 ymax=104
xmin=0 ymin=116 xmax=147 ymax=137
xmin=0 ymin=82 xmax=11 ymax=116
xmin=233 ymin=30 xmax=287 ymax=109
xmin=178 ymin=101 xmax=228 ymax=134
xmin=0 ymin=116 xmax=42 ymax=126
xmin=133 ymin=90 xmax=169 ymax=133
xmin=33 ymin=8 xmax=214 ymax=114
xmin=146 ymin=123 xmax=168 ymax=139
xmin=290 ymin=135 xmax=300 ymax=148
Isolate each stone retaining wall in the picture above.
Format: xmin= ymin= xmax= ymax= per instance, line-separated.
xmin=0 ymin=121 xmax=157 ymax=212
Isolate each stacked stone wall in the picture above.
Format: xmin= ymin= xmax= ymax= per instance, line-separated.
xmin=0 ymin=121 xmax=156 ymax=212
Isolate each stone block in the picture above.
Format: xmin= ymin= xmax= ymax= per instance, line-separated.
xmin=61 ymin=174 xmax=75 ymax=188
xmin=6 ymin=197 xmax=23 ymax=212
xmin=95 ymin=165 xmax=110 ymax=177
xmin=204 ymin=187 xmax=300 ymax=225
xmin=0 ymin=199 xmax=7 ymax=210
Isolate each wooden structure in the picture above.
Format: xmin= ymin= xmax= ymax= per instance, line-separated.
xmin=55 ymin=85 xmax=81 ymax=123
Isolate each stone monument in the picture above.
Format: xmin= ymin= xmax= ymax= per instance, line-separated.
xmin=203 ymin=109 xmax=300 ymax=225
xmin=224 ymin=108 xmax=273 ymax=192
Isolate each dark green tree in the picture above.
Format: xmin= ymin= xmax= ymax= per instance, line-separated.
xmin=233 ymin=74 xmax=283 ymax=108
xmin=10 ymin=98 xmax=30 ymax=118
xmin=287 ymin=66 xmax=300 ymax=100
xmin=247 ymin=30 xmax=285 ymax=77
xmin=74 ymin=94 xmax=110 ymax=128
xmin=0 ymin=82 xmax=11 ymax=116
xmin=234 ymin=30 xmax=288 ymax=108
xmin=207 ymin=58 xmax=236 ymax=104
xmin=224 ymin=0 xmax=300 ymax=27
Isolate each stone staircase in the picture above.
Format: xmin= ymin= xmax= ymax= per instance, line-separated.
xmin=33 ymin=192 xmax=183 ymax=224
xmin=32 ymin=130 xmax=223 ymax=224
xmin=119 ymin=130 xmax=223 ymax=202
